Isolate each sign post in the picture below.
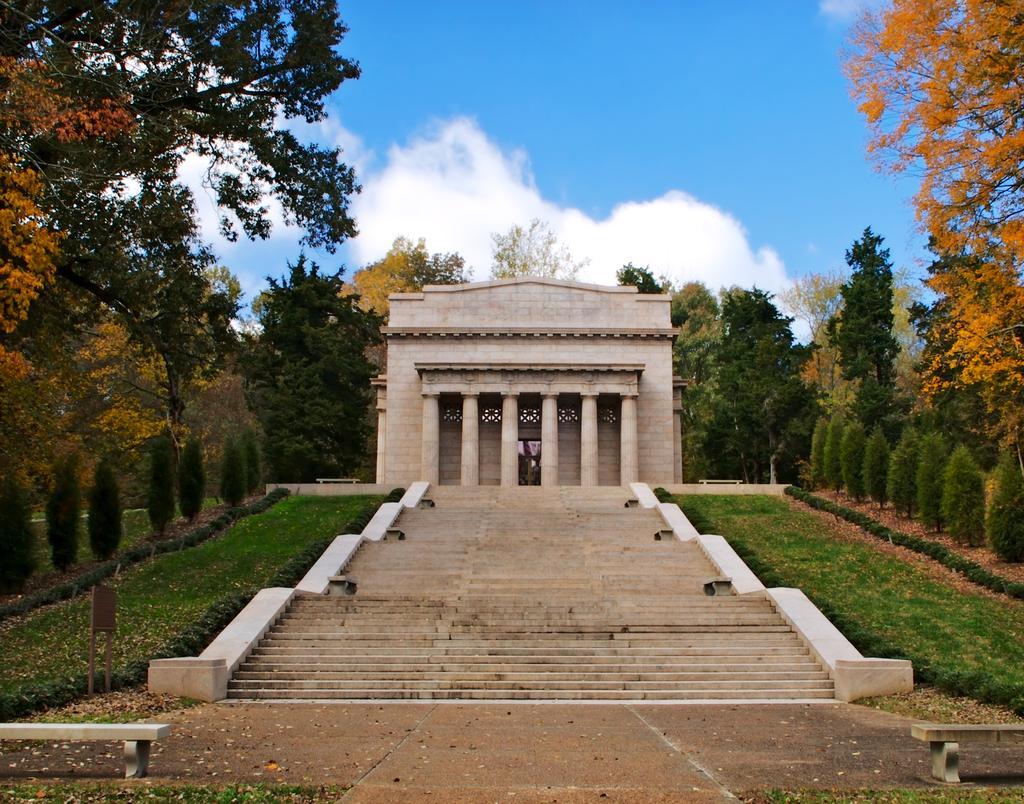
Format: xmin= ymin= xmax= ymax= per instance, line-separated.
xmin=88 ymin=586 xmax=117 ymax=695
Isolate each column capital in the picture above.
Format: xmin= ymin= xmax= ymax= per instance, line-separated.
xmin=421 ymin=390 xmax=440 ymax=398
xmin=620 ymin=391 xmax=639 ymax=399
xmin=541 ymin=391 xmax=559 ymax=400
xmin=461 ymin=390 xmax=479 ymax=398
xmin=502 ymin=390 xmax=520 ymax=399
xmin=581 ymin=390 xmax=600 ymax=399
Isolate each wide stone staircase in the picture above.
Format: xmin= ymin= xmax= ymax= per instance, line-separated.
xmin=228 ymin=486 xmax=834 ymax=701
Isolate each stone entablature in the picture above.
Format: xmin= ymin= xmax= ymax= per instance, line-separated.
xmin=376 ymin=277 xmax=682 ymax=487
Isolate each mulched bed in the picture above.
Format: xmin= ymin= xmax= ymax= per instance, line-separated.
xmin=815 ymin=489 xmax=1024 ymax=585
xmin=0 ymin=495 xmax=263 ymax=608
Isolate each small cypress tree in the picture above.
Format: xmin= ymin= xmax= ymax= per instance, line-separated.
xmin=0 ymin=475 xmax=36 ymax=592
xmin=840 ymin=420 xmax=867 ymax=500
xmin=823 ymin=414 xmax=845 ymax=492
xmin=220 ymin=436 xmax=247 ymax=507
xmin=863 ymin=426 xmax=890 ymax=507
xmin=941 ymin=445 xmax=985 ymax=546
xmin=178 ymin=438 xmax=206 ymax=521
xmin=917 ymin=433 xmax=948 ymax=531
xmin=87 ymin=459 xmax=122 ymax=559
xmin=147 ymin=435 xmax=176 ymax=535
xmin=987 ymin=454 xmax=1024 ymax=562
xmin=241 ymin=428 xmax=262 ymax=495
xmin=46 ymin=454 xmax=80 ymax=571
xmin=809 ymin=416 xmax=828 ymax=489
xmin=887 ymin=429 xmax=919 ymax=518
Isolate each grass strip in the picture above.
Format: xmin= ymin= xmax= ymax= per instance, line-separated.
xmin=787 ymin=485 xmax=1024 ymax=601
xmin=674 ymin=494 xmax=1024 ymax=715
xmin=0 ymin=491 xmax=290 ymax=625
xmin=747 ymin=790 xmax=1024 ymax=803
xmin=0 ymin=489 xmax=402 ymax=720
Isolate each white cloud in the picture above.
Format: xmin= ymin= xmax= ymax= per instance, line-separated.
xmin=349 ymin=117 xmax=790 ymax=294
xmin=819 ymin=0 xmax=886 ymax=22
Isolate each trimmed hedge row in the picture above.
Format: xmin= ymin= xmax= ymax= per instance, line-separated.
xmin=0 ymin=490 xmax=291 ymax=626
xmin=652 ymin=487 xmax=673 ymax=503
xmin=675 ymin=496 xmax=1024 ymax=715
xmin=786 ymin=485 xmax=1024 ymax=601
xmin=0 ymin=488 xmax=404 ymax=721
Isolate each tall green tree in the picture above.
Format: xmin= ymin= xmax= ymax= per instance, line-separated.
xmin=147 ymin=435 xmax=176 ymax=535
xmin=809 ymin=417 xmax=829 ymax=489
xmin=840 ymin=421 xmax=867 ymax=501
xmin=917 ymin=433 xmax=948 ymax=531
xmin=87 ymin=459 xmax=122 ymax=560
xmin=616 ymin=264 xmax=665 ymax=294
xmin=46 ymin=454 xmax=81 ymax=571
xmin=178 ymin=438 xmax=206 ymax=521
xmin=887 ymin=429 xmax=919 ymax=518
xmin=220 ymin=436 xmax=247 ymax=507
xmin=241 ymin=428 xmax=263 ymax=494
xmin=246 ymin=257 xmax=379 ymax=482
xmin=941 ymin=446 xmax=985 ymax=546
xmin=0 ymin=475 xmax=35 ymax=592
xmin=987 ymin=455 xmax=1024 ymax=562
xmin=824 ymin=415 xmax=846 ymax=491
xmin=828 ymin=228 xmax=902 ymax=432
xmin=705 ymin=289 xmax=816 ymax=484
xmin=863 ymin=426 xmax=890 ymax=506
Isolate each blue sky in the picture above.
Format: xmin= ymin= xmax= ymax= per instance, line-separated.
xmin=199 ymin=0 xmax=921 ymax=303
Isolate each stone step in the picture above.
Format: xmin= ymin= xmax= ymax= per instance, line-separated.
xmin=273 ymin=618 xmax=785 ymax=631
xmin=238 ymin=659 xmax=821 ymax=673
xmin=228 ymin=677 xmax=835 ymax=691
xmin=226 ymin=687 xmax=836 ymax=701
xmin=233 ymin=669 xmax=830 ymax=682
xmin=250 ymin=645 xmax=811 ymax=659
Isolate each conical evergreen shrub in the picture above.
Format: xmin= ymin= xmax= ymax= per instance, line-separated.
xmin=840 ymin=420 xmax=867 ymax=501
xmin=863 ymin=426 xmax=890 ymax=507
xmin=0 ymin=475 xmax=35 ymax=592
xmin=987 ymin=454 xmax=1024 ymax=562
xmin=941 ymin=445 xmax=985 ymax=546
xmin=241 ymin=428 xmax=262 ymax=495
xmin=887 ymin=429 xmax=919 ymax=518
xmin=809 ymin=417 xmax=828 ymax=489
xmin=178 ymin=438 xmax=205 ymax=521
xmin=220 ymin=436 xmax=247 ymax=507
xmin=46 ymin=454 xmax=80 ymax=571
xmin=917 ymin=433 xmax=947 ymax=531
xmin=147 ymin=435 xmax=176 ymax=535
xmin=87 ymin=458 xmax=122 ymax=559
xmin=823 ymin=415 xmax=845 ymax=492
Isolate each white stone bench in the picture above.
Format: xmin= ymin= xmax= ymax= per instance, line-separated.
xmin=0 ymin=722 xmax=171 ymax=778
xmin=697 ymin=479 xmax=743 ymax=485
xmin=911 ymin=723 xmax=1024 ymax=783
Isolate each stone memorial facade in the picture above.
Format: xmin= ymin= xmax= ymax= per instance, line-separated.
xmin=374 ymin=277 xmax=684 ymax=486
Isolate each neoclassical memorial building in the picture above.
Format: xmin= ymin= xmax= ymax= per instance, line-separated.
xmin=374 ymin=278 xmax=684 ymax=487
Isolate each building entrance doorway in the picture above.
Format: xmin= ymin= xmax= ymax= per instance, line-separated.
xmin=518 ymin=440 xmax=541 ymax=486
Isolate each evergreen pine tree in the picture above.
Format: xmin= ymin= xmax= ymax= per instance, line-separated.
xmin=887 ymin=429 xmax=919 ymax=518
xmin=840 ymin=421 xmax=867 ymax=500
xmin=987 ymin=454 xmax=1024 ymax=562
xmin=809 ymin=417 xmax=828 ymax=489
xmin=0 ymin=475 xmax=36 ymax=592
xmin=863 ymin=426 xmax=890 ymax=507
xmin=178 ymin=438 xmax=206 ymax=521
xmin=941 ymin=445 xmax=986 ymax=546
xmin=46 ymin=454 xmax=80 ymax=571
xmin=917 ymin=433 xmax=948 ymax=531
xmin=220 ymin=437 xmax=247 ymax=506
xmin=823 ymin=415 xmax=845 ymax=492
xmin=87 ymin=459 xmax=122 ymax=559
xmin=241 ymin=428 xmax=262 ymax=494
xmin=147 ymin=435 xmax=176 ymax=534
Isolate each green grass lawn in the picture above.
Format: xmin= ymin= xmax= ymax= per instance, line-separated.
xmin=0 ymin=495 xmax=380 ymax=698
xmin=677 ymin=495 xmax=1024 ymax=710
xmin=749 ymin=791 xmax=1024 ymax=803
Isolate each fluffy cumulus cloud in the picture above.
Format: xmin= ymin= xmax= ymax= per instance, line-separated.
xmin=350 ymin=117 xmax=790 ymax=293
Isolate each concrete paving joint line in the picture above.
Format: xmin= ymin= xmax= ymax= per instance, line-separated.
xmin=627 ymin=705 xmax=738 ymax=800
xmin=340 ymin=702 xmax=438 ymax=799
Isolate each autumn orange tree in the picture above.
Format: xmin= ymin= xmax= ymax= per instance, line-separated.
xmin=847 ymin=0 xmax=1024 ymax=466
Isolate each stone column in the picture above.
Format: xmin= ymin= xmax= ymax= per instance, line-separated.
xmin=420 ymin=392 xmax=440 ymax=484
xmin=375 ymin=407 xmax=387 ymax=483
xmin=581 ymin=393 xmax=599 ymax=487
xmin=460 ymin=392 xmax=479 ymax=486
xmin=541 ymin=393 xmax=559 ymax=487
xmin=500 ymin=392 xmax=519 ymax=487
xmin=619 ymin=393 xmax=639 ymax=485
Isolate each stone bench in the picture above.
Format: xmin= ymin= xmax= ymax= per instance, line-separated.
xmin=911 ymin=723 xmax=1024 ymax=782
xmin=653 ymin=529 xmax=673 ymax=541
xmin=315 ymin=478 xmax=359 ymax=483
xmin=328 ymin=575 xmax=358 ymax=595
xmin=703 ymin=577 xmax=734 ymax=596
xmin=697 ymin=479 xmax=743 ymax=485
xmin=0 ymin=722 xmax=171 ymax=778
xmin=385 ymin=527 xmax=405 ymax=540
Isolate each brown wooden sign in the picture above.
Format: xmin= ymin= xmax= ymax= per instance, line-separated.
xmin=88 ymin=586 xmax=116 ymax=694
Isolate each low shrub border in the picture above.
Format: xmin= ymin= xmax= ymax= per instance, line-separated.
xmin=0 ymin=489 xmax=291 ymax=626
xmin=786 ymin=485 xmax=1024 ymax=601
xmin=676 ymin=496 xmax=1024 ymax=715
xmin=0 ymin=488 xmax=404 ymax=721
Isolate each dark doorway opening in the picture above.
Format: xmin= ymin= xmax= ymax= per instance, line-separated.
xmin=518 ymin=440 xmax=541 ymax=486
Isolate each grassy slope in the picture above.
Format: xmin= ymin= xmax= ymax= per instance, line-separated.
xmin=0 ymin=495 xmax=379 ymax=696
xmin=678 ymin=495 xmax=1024 ymax=708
